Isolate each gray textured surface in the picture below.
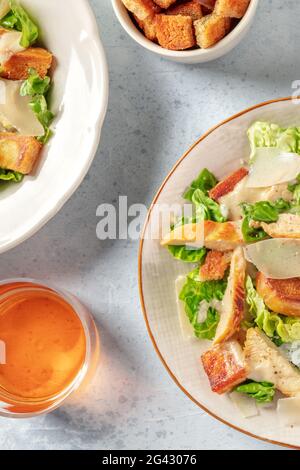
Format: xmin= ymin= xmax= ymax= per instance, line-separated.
xmin=0 ymin=0 xmax=296 ymax=450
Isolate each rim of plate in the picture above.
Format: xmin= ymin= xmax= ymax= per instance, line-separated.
xmin=138 ymin=96 xmax=299 ymax=450
xmin=2 ymin=0 xmax=109 ymax=254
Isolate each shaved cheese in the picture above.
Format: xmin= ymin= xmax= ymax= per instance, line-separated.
xmin=277 ymin=397 xmax=300 ymax=426
xmin=246 ymin=148 xmax=300 ymax=188
xmin=0 ymin=29 xmax=24 ymax=64
xmin=230 ymin=391 xmax=258 ymax=418
xmin=0 ymin=79 xmax=44 ymax=136
xmin=175 ymin=276 xmax=194 ymax=341
xmin=0 ymin=1 xmax=10 ymax=21
xmin=244 ymin=239 xmax=300 ymax=280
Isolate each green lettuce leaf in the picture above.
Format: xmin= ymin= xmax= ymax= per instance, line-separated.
xmin=0 ymin=10 xmax=18 ymax=29
xmin=0 ymin=168 xmax=23 ymax=182
xmin=246 ymin=276 xmax=300 ymax=343
xmin=8 ymin=0 xmax=38 ymax=47
xmin=184 ymin=169 xmax=218 ymax=201
xmin=248 ymin=122 xmax=300 ymax=160
xmin=235 ymin=380 xmax=275 ymax=403
xmin=194 ymin=307 xmax=220 ymax=340
xmin=241 ymin=216 xmax=268 ymax=243
xmin=20 ymin=70 xmax=54 ymax=144
xmin=192 ymin=189 xmax=226 ymax=223
xmin=241 ymin=199 xmax=291 ymax=224
xmin=167 ymin=245 xmax=207 ymax=263
xmin=179 ymin=268 xmax=227 ymax=340
xmin=20 ymin=68 xmax=50 ymax=96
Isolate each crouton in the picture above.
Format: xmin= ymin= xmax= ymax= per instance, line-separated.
xmin=256 ymin=272 xmax=300 ymax=318
xmin=161 ymin=220 xmax=243 ymax=251
xmin=201 ymin=340 xmax=247 ymax=394
xmin=194 ymin=13 xmax=231 ymax=48
xmin=199 ymin=250 xmax=231 ymax=281
xmin=155 ymin=14 xmax=195 ymax=50
xmin=209 ymin=168 xmax=249 ymax=201
xmin=0 ymin=133 xmax=42 ymax=174
xmin=214 ymin=0 xmax=250 ymax=18
xmin=153 ymin=0 xmax=177 ymax=8
xmin=166 ymin=0 xmax=203 ymax=21
xmin=134 ymin=14 xmax=157 ymax=41
xmin=214 ymin=247 xmax=246 ymax=344
xmin=122 ymin=0 xmax=160 ymax=21
xmin=1 ymin=48 xmax=53 ymax=81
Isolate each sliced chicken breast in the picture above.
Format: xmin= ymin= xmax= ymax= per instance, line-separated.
xmin=261 ymin=214 xmax=300 ymax=239
xmin=201 ymin=340 xmax=247 ymax=394
xmin=214 ymin=247 xmax=246 ymax=344
xmin=256 ymin=272 xmax=300 ymax=317
xmin=161 ymin=220 xmax=243 ymax=252
xmin=244 ymin=328 xmax=300 ymax=397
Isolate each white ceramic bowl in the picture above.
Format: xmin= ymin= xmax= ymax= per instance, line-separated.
xmin=139 ymin=97 xmax=300 ymax=449
xmin=112 ymin=0 xmax=259 ymax=64
xmin=0 ymin=0 xmax=109 ymax=254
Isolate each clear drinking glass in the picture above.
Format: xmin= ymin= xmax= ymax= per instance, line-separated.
xmin=0 ymin=279 xmax=99 ymax=418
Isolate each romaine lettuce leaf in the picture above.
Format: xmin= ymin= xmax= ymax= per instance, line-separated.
xmin=179 ymin=267 xmax=227 ymax=340
xmin=248 ymin=122 xmax=300 ymax=160
xmin=235 ymin=380 xmax=275 ymax=403
xmin=246 ymin=276 xmax=300 ymax=343
xmin=0 ymin=168 xmax=23 ymax=182
xmin=192 ymin=189 xmax=226 ymax=223
xmin=167 ymin=245 xmax=207 ymax=263
xmin=8 ymin=0 xmax=38 ymax=47
xmin=184 ymin=168 xmax=218 ymax=201
xmin=21 ymin=69 xmax=54 ymax=144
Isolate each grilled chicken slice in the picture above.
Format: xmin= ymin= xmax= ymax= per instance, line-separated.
xmin=214 ymin=247 xmax=246 ymax=344
xmin=1 ymin=48 xmax=53 ymax=81
xmin=201 ymin=340 xmax=247 ymax=394
xmin=209 ymin=167 xmax=249 ymax=201
xmin=261 ymin=214 xmax=300 ymax=239
xmin=0 ymin=133 xmax=42 ymax=174
xmin=245 ymin=328 xmax=300 ymax=397
xmin=199 ymin=250 xmax=232 ymax=281
xmin=161 ymin=220 xmax=243 ymax=251
xmin=256 ymin=272 xmax=300 ymax=317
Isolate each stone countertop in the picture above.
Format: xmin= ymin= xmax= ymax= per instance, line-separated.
xmin=0 ymin=0 xmax=297 ymax=450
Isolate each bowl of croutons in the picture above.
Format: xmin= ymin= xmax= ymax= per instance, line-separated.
xmin=112 ymin=0 xmax=259 ymax=63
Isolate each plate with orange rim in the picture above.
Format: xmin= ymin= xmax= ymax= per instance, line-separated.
xmin=139 ymin=97 xmax=300 ymax=449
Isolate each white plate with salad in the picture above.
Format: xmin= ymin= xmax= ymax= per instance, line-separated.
xmin=139 ymin=97 xmax=300 ymax=448
xmin=0 ymin=0 xmax=108 ymax=253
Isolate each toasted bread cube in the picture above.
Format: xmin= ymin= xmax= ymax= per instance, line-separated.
xmin=134 ymin=14 xmax=157 ymax=41
xmin=194 ymin=13 xmax=231 ymax=48
xmin=122 ymin=0 xmax=160 ymax=20
xmin=214 ymin=0 xmax=250 ymax=18
xmin=1 ymin=48 xmax=53 ymax=81
xmin=0 ymin=133 xmax=42 ymax=174
xmin=209 ymin=168 xmax=249 ymax=201
xmin=155 ymin=14 xmax=195 ymax=50
xmin=166 ymin=0 xmax=203 ymax=21
xmin=153 ymin=0 xmax=177 ymax=8
xmin=199 ymin=250 xmax=231 ymax=281
xmin=201 ymin=341 xmax=247 ymax=394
